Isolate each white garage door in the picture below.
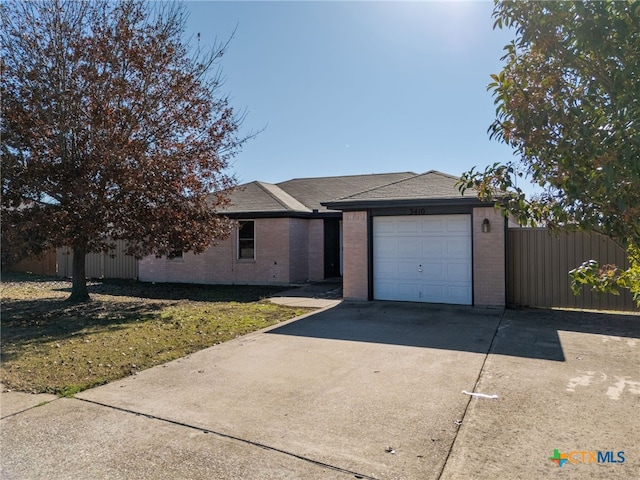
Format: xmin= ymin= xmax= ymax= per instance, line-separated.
xmin=373 ymin=215 xmax=472 ymax=305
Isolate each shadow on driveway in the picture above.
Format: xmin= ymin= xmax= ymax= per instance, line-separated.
xmin=269 ymin=302 xmax=640 ymax=362
xmin=269 ymin=301 xmax=504 ymax=355
xmin=494 ymin=307 xmax=640 ymax=361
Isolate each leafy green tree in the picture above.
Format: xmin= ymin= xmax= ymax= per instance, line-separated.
xmin=459 ymin=0 xmax=640 ymax=304
xmin=2 ymin=0 xmax=248 ymax=301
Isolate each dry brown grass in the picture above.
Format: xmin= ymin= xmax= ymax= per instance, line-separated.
xmin=1 ymin=273 xmax=312 ymax=395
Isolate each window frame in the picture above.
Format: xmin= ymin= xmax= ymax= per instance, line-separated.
xmin=237 ymin=220 xmax=256 ymax=261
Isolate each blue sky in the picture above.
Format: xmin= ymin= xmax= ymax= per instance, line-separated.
xmin=185 ymin=1 xmax=518 ymax=187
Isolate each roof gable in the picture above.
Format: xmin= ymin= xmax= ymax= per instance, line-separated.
xmin=220 ymin=181 xmax=311 ymax=214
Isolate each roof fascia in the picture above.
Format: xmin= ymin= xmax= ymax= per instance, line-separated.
xmin=321 ymin=197 xmax=496 ymax=211
xmin=221 ymin=211 xmax=342 ymax=220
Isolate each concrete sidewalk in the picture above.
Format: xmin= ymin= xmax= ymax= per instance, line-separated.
xmin=2 ymin=304 xmax=639 ymax=479
xmin=269 ymin=280 xmax=343 ymax=308
xmin=0 ymin=383 xmax=57 ymax=418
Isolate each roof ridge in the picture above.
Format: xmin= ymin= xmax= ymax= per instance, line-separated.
xmin=277 ymin=171 xmax=417 ymax=184
xmin=423 ymin=170 xmax=460 ymax=181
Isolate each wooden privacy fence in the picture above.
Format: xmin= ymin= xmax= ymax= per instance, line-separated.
xmin=57 ymin=240 xmax=138 ymax=280
xmin=508 ymin=228 xmax=638 ymax=312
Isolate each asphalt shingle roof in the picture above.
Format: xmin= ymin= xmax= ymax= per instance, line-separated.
xmin=276 ymin=172 xmax=416 ymax=212
xmin=220 ymin=181 xmax=311 ymax=214
xmin=335 ymin=170 xmax=463 ymax=202
xmin=219 ymin=171 xmax=469 ymax=215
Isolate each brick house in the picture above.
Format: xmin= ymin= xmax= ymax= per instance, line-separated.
xmin=139 ymin=170 xmax=507 ymax=306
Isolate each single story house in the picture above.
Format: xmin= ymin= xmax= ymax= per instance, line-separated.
xmin=139 ymin=170 xmax=507 ymax=306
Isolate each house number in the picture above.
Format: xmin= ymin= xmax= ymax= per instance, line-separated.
xmin=409 ymin=208 xmax=425 ymax=215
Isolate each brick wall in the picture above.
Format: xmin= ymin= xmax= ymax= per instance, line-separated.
xmin=342 ymin=211 xmax=369 ymax=300
xmin=139 ymin=218 xmax=294 ymax=285
xmin=288 ymin=218 xmax=309 ymax=283
xmin=307 ymin=219 xmax=324 ymax=281
xmin=473 ymin=207 xmax=506 ymax=306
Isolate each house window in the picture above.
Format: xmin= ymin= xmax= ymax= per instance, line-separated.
xmin=238 ymin=220 xmax=255 ymax=260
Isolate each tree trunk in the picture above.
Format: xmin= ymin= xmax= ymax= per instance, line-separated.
xmin=68 ymin=244 xmax=90 ymax=302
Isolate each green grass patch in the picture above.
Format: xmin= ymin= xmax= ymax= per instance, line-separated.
xmin=1 ymin=273 xmax=312 ymax=395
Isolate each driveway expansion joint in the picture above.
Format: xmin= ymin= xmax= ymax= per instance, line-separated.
xmin=436 ymin=307 xmax=506 ymax=480
xmin=0 ymin=396 xmax=61 ymax=421
xmin=76 ymin=396 xmax=380 ymax=480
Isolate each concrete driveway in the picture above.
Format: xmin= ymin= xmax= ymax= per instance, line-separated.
xmin=2 ymin=302 xmax=639 ymax=479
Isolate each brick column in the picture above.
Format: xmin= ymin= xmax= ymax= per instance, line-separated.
xmin=342 ymin=211 xmax=369 ymax=300
xmin=473 ymin=207 xmax=506 ymax=306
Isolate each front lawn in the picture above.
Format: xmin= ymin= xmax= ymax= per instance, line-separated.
xmin=0 ymin=273 xmax=312 ymax=396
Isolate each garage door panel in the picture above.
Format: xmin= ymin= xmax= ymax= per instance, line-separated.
xmin=375 ymin=238 xmax=398 ymax=256
xmin=374 ymin=282 xmax=397 ymax=300
xmin=373 ymin=215 xmax=472 ymax=305
xmin=445 ymin=285 xmax=472 ymax=304
xmin=421 ymin=262 xmax=444 ymax=281
xmin=374 ymin=282 xmax=422 ymax=301
xmin=421 ymin=218 xmax=445 ymax=233
xmin=375 ymin=261 xmax=397 ymax=277
xmin=397 ymin=219 xmax=420 ymax=233
xmin=397 ymin=261 xmax=422 ymax=279
xmin=398 ymin=283 xmax=421 ymax=300
xmin=421 ymin=285 xmax=446 ymax=303
xmin=446 ymin=217 xmax=471 ymax=233
xmin=446 ymin=262 xmax=471 ymax=282
xmin=447 ymin=238 xmax=471 ymax=257
xmin=375 ymin=219 xmax=396 ymax=234
xmin=397 ymin=238 xmax=422 ymax=256
xmin=421 ymin=238 xmax=444 ymax=256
